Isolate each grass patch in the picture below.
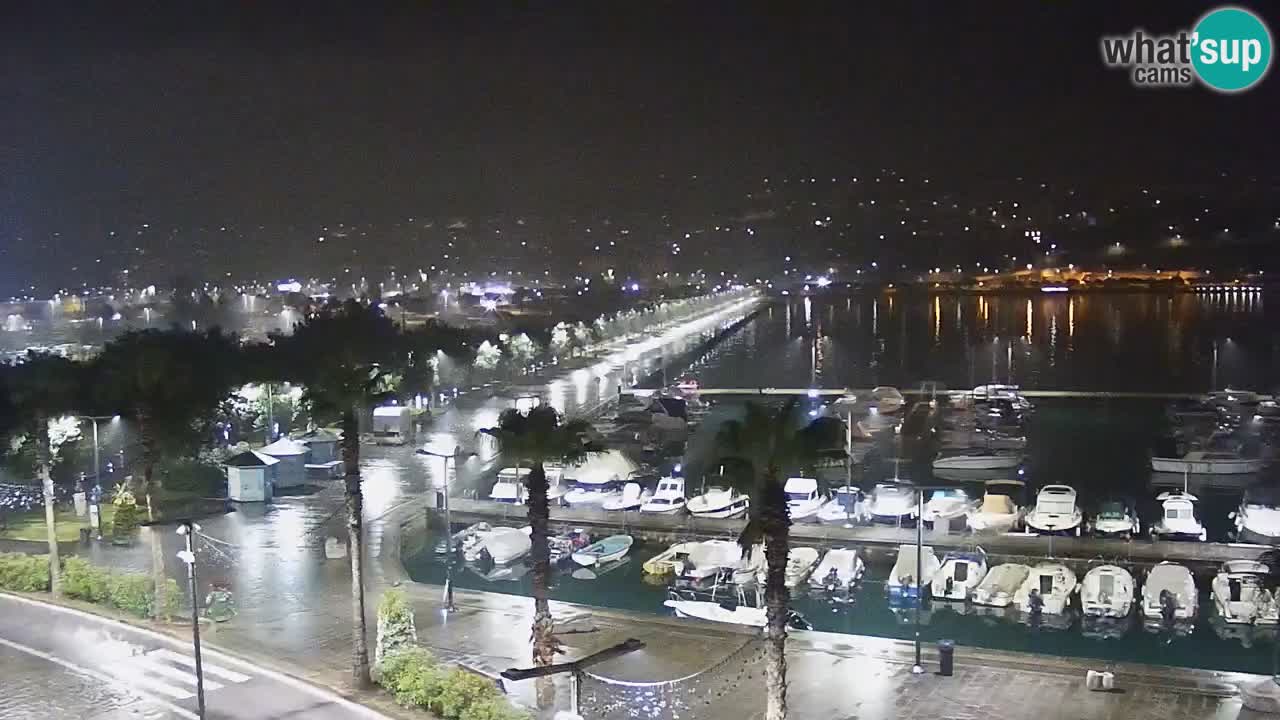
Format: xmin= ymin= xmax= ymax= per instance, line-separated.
xmin=0 ymin=506 xmax=117 ymax=542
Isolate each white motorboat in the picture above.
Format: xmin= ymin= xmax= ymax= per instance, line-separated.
xmin=678 ymin=540 xmax=746 ymax=582
xmin=817 ymin=486 xmax=867 ymax=524
xmin=602 ymin=482 xmax=652 ymax=511
xmin=922 ymin=488 xmax=979 ymax=526
xmin=571 ymin=535 xmax=634 ymax=567
xmin=640 ymin=477 xmax=686 ymax=514
xmin=1149 ymin=491 xmax=1207 ymax=541
xmin=886 ymin=544 xmax=941 ymax=602
xmin=548 ymin=529 xmax=592 ymax=565
xmin=477 ymin=526 xmax=532 ymax=566
xmin=870 ymin=386 xmax=906 ymax=414
xmin=967 ymin=480 xmax=1025 ymax=534
xmin=932 ymin=450 xmax=1021 ymax=471
xmin=489 ymin=467 xmax=529 ymax=504
xmin=1087 ymin=500 xmax=1141 ymax=539
xmin=758 ymin=546 xmax=819 ymax=588
xmin=1142 ymin=562 xmax=1198 ymax=623
xmin=867 ymin=482 xmax=918 ymax=525
xmin=1209 ymin=388 xmax=1263 ymax=406
xmin=664 ymin=598 xmax=767 ymax=627
xmin=1213 ymin=560 xmax=1280 ymax=625
xmin=642 ymin=541 xmax=697 ymax=577
xmin=1150 ymin=451 xmax=1264 ymax=475
xmin=972 ymin=384 xmax=1018 ymax=401
xmin=784 ymin=477 xmax=826 ymax=521
xmin=563 ymin=481 xmax=622 ymax=507
xmin=972 ymin=563 xmax=1031 ymax=607
xmin=931 ymin=551 xmax=989 ymax=602
xmin=1013 ymin=563 xmax=1077 ymax=615
xmin=686 ymin=487 xmax=750 ymax=519
xmin=1024 ymin=485 xmax=1083 ymax=536
xmin=809 ymin=548 xmax=865 ymax=591
xmin=560 ymin=450 xmax=640 ymax=506
xmin=1080 ymin=565 xmax=1135 ymax=619
xmin=1234 ymin=488 xmax=1280 ymax=545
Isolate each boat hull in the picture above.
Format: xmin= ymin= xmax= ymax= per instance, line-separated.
xmin=1237 ymin=526 xmax=1280 ymax=546
xmin=932 ymin=457 xmax=1021 ymax=471
xmin=688 ymin=501 xmax=749 ymax=519
xmin=1151 ymin=457 xmax=1264 ymax=474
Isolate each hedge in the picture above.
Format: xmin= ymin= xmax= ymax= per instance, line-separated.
xmin=376 ymin=628 xmax=528 ymax=720
xmin=0 ymin=552 xmax=51 ymax=592
xmin=61 ymin=556 xmax=183 ymax=620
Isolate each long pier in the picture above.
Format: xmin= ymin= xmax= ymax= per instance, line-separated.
xmin=441 ymin=498 xmax=1266 ymax=578
xmin=623 ymin=387 xmax=1272 ymax=401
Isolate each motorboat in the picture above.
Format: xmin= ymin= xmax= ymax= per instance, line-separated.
xmin=1234 ymin=488 xmax=1280 ymax=545
xmin=1150 ymin=450 xmax=1264 ymax=475
xmin=817 ymin=486 xmax=868 ymax=524
xmin=548 ymin=529 xmax=592 ymax=565
xmin=678 ymin=540 xmax=747 ymax=583
xmin=686 ymin=486 xmax=750 ymax=519
xmin=640 ymin=477 xmax=686 ymax=514
xmin=1212 ymin=560 xmax=1280 ymax=625
xmin=1149 ymin=491 xmax=1207 ymax=542
xmin=972 ymin=563 xmax=1030 ymax=607
xmin=1080 ymin=565 xmax=1135 ymax=619
xmin=571 ymin=535 xmax=634 ymax=567
xmin=922 ymin=488 xmax=979 ymax=526
xmin=1024 ymin=485 xmax=1083 ymax=536
xmin=560 ymin=450 xmax=640 ymax=506
xmin=886 ymin=544 xmax=941 ymax=602
xmin=967 ymin=480 xmax=1025 ymax=534
xmin=809 ymin=548 xmax=865 ymax=591
xmin=602 ymin=482 xmax=652 ymax=511
xmin=562 ymin=481 xmax=623 ymax=507
xmin=1209 ymin=388 xmax=1263 ymax=407
xmin=473 ymin=526 xmax=532 ymax=566
xmin=455 ymin=522 xmax=493 ymax=560
xmin=1141 ymin=562 xmax=1197 ymax=624
xmin=664 ymin=593 xmax=811 ymax=630
xmin=931 ymin=551 xmax=989 ymax=602
xmin=972 ymin=384 xmax=1018 ymax=401
xmin=784 ymin=477 xmax=826 ymax=521
xmin=931 ymin=450 xmax=1021 ymax=471
xmin=489 ymin=467 xmax=529 ymax=504
xmin=1013 ymin=563 xmax=1077 ymax=616
xmin=870 ymin=386 xmax=905 ymax=414
xmin=758 ymin=546 xmax=820 ymax=588
xmin=1087 ymin=499 xmax=1141 ymax=539
xmin=867 ymin=482 xmax=918 ymax=526
xmin=642 ymin=541 xmax=697 ymax=577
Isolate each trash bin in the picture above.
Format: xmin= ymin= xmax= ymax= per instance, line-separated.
xmin=938 ymin=640 xmax=955 ymax=676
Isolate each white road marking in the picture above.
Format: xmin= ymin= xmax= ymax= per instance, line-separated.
xmin=128 ymin=652 xmax=226 ymax=690
xmin=150 ymin=647 xmax=252 ymax=683
xmin=100 ymin=662 xmax=196 ymax=700
xmin=0 ymin=636 xmax=199 ymax=720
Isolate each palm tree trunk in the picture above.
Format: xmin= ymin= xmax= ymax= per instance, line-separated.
xmin=137 ymin=409 xmax=167 ymax=610
xmin=342 ymin=408 xmax=371 ymax=687
xmin=525 ymin=462 xmax=555 ymax=665
xmin=36 ymin=414 xmax=61 ymax=596
xmin=761 ymin=476 xmax=791 ymax=720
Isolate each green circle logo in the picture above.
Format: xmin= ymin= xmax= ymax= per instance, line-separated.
xmin=1192 ymin=6 xmax=1272 ymax=92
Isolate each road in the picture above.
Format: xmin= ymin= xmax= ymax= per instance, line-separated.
xmin=0 ymin=594 xmax=388 ymax=720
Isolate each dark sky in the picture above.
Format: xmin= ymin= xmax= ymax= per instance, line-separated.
xmin=3 ymin=1 xmax=1278 ymax=233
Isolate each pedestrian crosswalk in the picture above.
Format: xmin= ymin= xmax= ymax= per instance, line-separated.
xmin=101 ymin=647 xmax=252 ymax=700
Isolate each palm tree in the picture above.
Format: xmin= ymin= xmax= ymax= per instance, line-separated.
xmin=480 ymin=406 xmax=600 ymax=672
xmin=276 ymin=299 xmax=401 ymax=687
xmin=715 ymin=400 xmax=830 ymax=720
xmin=90 ymin=329 xmax=240 ymax=610
xmin=5 ymin=353 xmax=85 ymax=596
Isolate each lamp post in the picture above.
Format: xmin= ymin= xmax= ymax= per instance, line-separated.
xmin=909 ymin=483 xmax=964 ymax=675
xmin=176 ymin=520 xmax=206 ymax=719
xmin=79 ymin=415 xmax=118 ymax=538
xmin=416 ymin=445 xmax=477 ymax=611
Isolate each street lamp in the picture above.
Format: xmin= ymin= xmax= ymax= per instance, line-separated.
xmin=908 ymin=483 xmax=962 ymax=675
xmin=176 ymin=520 xmax=207 ymax=719
xmin=78 ymin=415 xmax=119 ymax=539
xmin=416 ymin=445 xmax=478 ymax=611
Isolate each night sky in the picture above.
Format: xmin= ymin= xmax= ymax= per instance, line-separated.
xmin=2 ymin=1 xmax=1278 ymax=288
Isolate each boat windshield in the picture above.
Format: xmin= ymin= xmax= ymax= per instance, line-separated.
xmin=787 ymin=492 xmax=815 ymax=502
xmin=1166 ymin=505 xmax=1190 ymax=519
xmin=932 ymin=489 xmax=963 ymax=501
xmin=1097 ymin=502 xmax=1126 ymax=519
xmin=650 ymin=498 xmax=672 ymax=505
xmin=954 ymin=562 xmax=969 ymax=582
xmin=1039 ymin=574 xmax=1055 ymax=594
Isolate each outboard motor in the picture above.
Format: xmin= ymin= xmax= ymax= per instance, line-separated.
xmin=1027 ymin=589 xmax=1044 ymax=616
xmin=823 ymin=567 xmax=841 ymax=593
xmin=1160 ymin=589 xmax=1177 ymax=624
xmin=787 ymin=611 xmax=813 ymax=631
xmin=945 ymin=577 xmax=955 ymax=597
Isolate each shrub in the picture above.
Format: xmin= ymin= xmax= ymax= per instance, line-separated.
xmin=107 ymin=573 xmax=153 ymax=617
xmin=376 ymin=589 xmax=418 ymax=664
xmin=154 ymin=578 xmax=184 ymax=620
xmin=61 ymin=557 xmax=110 ymax=602
xmin=110 ymin=504 xmax=141 ymax=542
xmin=383 ymin=649 xmax=446 ymax=709
xmin=437 ymin=668 xmax=501 ymax=720
xmin=460 ymin=696 xmax=531 ymax=720
xmin=0 ymin=552 xmax=50 ymax=592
